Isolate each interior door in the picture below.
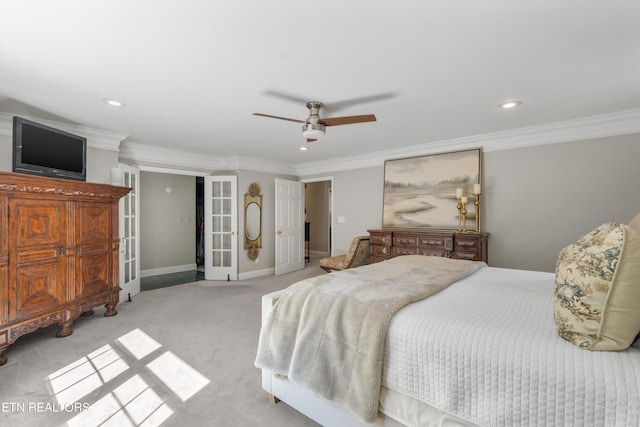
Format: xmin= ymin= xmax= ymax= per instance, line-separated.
xmin=275 ymin=178 xmax=304 ymax=276
xmin=115 ymin=164 xmax=140 ymax=302
xmin=204 ymin=176 xmax=238 ymax=280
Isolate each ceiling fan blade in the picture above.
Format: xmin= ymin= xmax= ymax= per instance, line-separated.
xmin=252 ymin=113 xmax=305 ymax=124
xmin=324 ymin=93 xmax=396 ymax=114
xmin=322 ymin=114 xmax=377 ymax=126
xmin=263 ymin=90 xmax=313 ymax=105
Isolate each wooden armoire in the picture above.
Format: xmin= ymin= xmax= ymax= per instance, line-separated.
xmin=0 ymin=172 xmax=130 ymax=365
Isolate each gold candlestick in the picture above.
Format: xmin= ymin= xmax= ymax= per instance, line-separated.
xmin=456 ymin=197 xmax=463 ymax=232
xmin=460 ymin=199 xmax=468 ymax=232
xmin=474 ymin=193 xmax=481 ymax=232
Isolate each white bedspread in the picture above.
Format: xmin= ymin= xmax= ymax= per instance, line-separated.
xmin=383 ymin=267 xmax=640 ymax=426
xmin=256 ymin=256 xmax=485 ymax=422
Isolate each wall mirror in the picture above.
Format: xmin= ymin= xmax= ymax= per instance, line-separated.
xmin=244 ymin=182 xmax=262 ymax=260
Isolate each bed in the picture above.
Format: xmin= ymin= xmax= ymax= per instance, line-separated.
xmin=255 ymin=219 xmax=640 ymax=426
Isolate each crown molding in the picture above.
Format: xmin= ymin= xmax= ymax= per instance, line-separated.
xmin=0 ymin=112 xmax=127 ymax=151
xmin=234 ymin=156 xmax=298 ymax=175
xmin=119 ymin=141 xmax=229 ymax=171
xmin=295 ymin=108 xmax=640 ymax=176
xmin=4 ymin=108 xmax=638 ymax=177
xmin=119 ymin=140 xmax=297 ymax=175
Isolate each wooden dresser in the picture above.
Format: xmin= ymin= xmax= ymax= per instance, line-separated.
xmin=0 ymin=172 xmax=130 ymax=365
xmin=368 ymin=229 xmax=488 ymax=264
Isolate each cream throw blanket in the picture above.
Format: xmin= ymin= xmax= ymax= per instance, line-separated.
xmin=255 ymin=255 xmax=486 ymax=422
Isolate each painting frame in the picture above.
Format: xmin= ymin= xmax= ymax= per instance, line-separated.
xmin=382 ymin=148 xmax=481 ymax=230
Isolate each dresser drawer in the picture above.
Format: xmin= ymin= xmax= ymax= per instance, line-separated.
xmin=370 ymin=232 xmax=391 ymax=246
xmin=419 ymin=249 xmax=448 ymax=257
xmin=455 ymin=237 xmax=480 ymax=251
xmin=392 ymin=246 xmax=419 ymax=257
xmin=453 ymin=251 xmax=482 ymax=261
xmin=418 ymin=235 xmax=445 ymax=249
xmin=393 ymin=234 xmax=418 ymax=248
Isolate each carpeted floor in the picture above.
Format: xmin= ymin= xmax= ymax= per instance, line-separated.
xmin=0 ymin=259 xmax=325 ymax=427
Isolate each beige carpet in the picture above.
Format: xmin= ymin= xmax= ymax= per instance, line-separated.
xmin=0 ymin=259 xmax=325 ymax=427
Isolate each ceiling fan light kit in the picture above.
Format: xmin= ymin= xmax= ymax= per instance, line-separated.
xmin=302 ymin=122 xmax=326 ymax=140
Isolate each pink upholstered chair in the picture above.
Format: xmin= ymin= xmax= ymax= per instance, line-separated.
xmin=320 ymin=236 xmax=370 ymax=273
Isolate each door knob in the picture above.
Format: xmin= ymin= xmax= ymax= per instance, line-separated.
xmin=277 ymin=230 xmax=282 ymax=234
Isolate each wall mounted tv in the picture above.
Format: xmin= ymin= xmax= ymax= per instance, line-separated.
xmin=12 ymin=116 xmax=87 ymax=181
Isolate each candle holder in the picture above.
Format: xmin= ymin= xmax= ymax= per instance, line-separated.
xmin=473 ymin=192 xmax=481 ymax=232
xmin=456 ymin=197 xmax=463 ymax=232
xmin=460 ymin=199 xmax=468 ymax=232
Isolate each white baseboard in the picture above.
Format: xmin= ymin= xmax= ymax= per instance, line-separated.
xmin=309 ymin=250 xmax=330 ymax=257
xmin=238 ymin=267 xmax=275 ymax=281
xmin=141 ymin=263 xmax=198 ymax=278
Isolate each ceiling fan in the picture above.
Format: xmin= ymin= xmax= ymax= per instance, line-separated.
xmin=253 ymin=101 xmax=377 ymax=142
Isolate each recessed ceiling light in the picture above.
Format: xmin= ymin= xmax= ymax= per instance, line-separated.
xmin=499 ymin=100 xmax=521 ymax=109
xmin=300 ymin=146 xmax=309 ymax=151
xmin=104 ymin=99 xmax=125 ymax=107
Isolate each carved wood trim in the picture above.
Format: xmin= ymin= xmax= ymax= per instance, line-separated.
xmin=8 ymin=311 xmax=64 ymax=344
xmin=0 ymin=172 xmax=130 ymax=200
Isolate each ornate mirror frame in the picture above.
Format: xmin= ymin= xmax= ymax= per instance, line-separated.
xmin=244 ymin=183 xmax=262 ymax=260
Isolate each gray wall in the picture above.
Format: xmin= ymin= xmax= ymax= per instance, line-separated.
xmin=483 ymin=133 xmax=640 ymax=271
xmin=304 ymin=167 xmax=384 ymax=256
xmin=302 ymin=133 xmax=640 ymax=272
xmin=140 ymin=172 xmax=196 ymax=272
xmin=238 ymin=169 xmax=298 ymax=275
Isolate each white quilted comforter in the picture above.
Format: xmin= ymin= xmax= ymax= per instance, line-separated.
xmin=383 ymin=267 xmax=640 ymax=427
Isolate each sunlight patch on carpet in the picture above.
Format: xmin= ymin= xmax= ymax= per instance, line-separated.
xmin=146 ymin=351 xmax=210 ymax=402
xmin=42 ymin=328 xmax=210 ymax=426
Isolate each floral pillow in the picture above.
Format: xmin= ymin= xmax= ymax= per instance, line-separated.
xmin=554 ymin=222 xmax=640 ymax=350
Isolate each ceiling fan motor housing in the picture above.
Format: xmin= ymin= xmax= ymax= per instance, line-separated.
xmin=302 ymin=121 xmax=326 ymax=133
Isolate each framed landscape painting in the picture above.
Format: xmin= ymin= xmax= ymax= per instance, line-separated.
xmin=382 ymin=148 xmax=481 ymax=229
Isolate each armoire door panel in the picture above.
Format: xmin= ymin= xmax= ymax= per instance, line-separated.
xmin=14 ymin=203 xmax=63 ymax=248
xmin=16 ymin=248 xmax=60 ymax=264
xmin=0 ymin=197 xmax=7 ymax=256
xmin=12 ymin=262 xmax=65 ymax=319
xmin=78 ymin=242 xmax=110 ymax=255
xmin=0 ymin=197 xmax=7 ymax=324
xmin=0 ymin=265 xmax=6 ymax=324
xmin=76 ymin=203 xmax=110 ymax=242
xmin=75 ymin=202 xmax=112 ymax=299
xmin=76 ymin=253 xmax=110 ymax=299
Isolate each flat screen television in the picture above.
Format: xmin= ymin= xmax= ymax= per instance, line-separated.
xmin=12 ymin=116 xmax=87 ymax=181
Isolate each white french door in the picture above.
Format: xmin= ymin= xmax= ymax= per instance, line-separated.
xmin=275 ymin=178 xmax=304 ymax=276
xmin=114 ymin=164 xmax=140 ymax=302
xmin=204 ymin=175 xmax=238 ymax=280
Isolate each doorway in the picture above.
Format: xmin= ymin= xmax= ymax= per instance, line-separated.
xmin=138 ymin=169 xmax=209 ymax=291
xmin=303 ymin=177 xmax=333 ymax=259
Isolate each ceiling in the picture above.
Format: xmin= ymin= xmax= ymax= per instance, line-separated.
xmin=1 ymin=1 xmax=639 ymax=170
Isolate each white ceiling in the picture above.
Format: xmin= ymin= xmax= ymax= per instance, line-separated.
xmin=1 ymin=1 xmax=639 ymax=170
